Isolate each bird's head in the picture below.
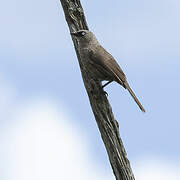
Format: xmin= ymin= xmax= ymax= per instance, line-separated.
xmin=71 ymin=30 xmax=95 ymax=45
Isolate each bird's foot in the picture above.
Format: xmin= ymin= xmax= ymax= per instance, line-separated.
xmin=102 ymin=80 xmax=113 ymax=88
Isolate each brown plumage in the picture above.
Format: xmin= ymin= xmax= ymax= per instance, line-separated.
xmin=71 ymin=30 xmax=145 ymax=112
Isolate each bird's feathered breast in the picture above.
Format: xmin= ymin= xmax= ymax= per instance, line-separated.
xmin=88 ymin=45 xmax=127 ymax=87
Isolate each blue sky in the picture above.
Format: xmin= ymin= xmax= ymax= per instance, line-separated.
xmin=0 ymin=0 xmax=180 ymax=179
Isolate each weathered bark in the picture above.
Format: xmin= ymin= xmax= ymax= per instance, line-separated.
xmin=59 ymin=1 xmax=135 ymax=179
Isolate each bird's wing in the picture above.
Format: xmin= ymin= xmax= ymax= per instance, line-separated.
xmin=89 ymin=45 xmax=145 ymax=112
xmin=89 ymin=45 xmax=126 ymax=87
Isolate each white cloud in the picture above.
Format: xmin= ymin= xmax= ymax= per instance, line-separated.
xmin=1 ymin=98 xmax=113 ymax=180
xmin=133 ymin=158 xmax=180 ymax=180
xmin=0 ymin=75 xmax=16 ymax=120
xmin=1 ymin=76 xmax=180 ymax=180
xmin=4 ymin=100 xmax=180 ymax=180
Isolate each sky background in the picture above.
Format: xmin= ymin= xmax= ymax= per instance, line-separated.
xmin=0 ymin=0 xmax=180 ymax=179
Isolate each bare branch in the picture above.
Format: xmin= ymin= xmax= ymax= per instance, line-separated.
xmin=59 ymin=1 xmax=135 ymax=179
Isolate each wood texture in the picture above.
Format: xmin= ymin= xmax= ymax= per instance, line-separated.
xmin=59 ymin=0 xmax=135 ymax=179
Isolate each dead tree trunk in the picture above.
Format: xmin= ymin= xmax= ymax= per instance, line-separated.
xmin=59 ymin=1 xmax=135 ymax=179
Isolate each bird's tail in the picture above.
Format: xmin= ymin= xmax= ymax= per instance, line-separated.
xmin=125 ymin=82 xmax=145 ymax=112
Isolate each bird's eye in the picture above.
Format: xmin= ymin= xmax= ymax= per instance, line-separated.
xmin=81 ymin=32 xmax=86 ymax=36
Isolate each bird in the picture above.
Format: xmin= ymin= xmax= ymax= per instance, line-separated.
xmin=71 ymin=30 xmax=145 ymax=112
